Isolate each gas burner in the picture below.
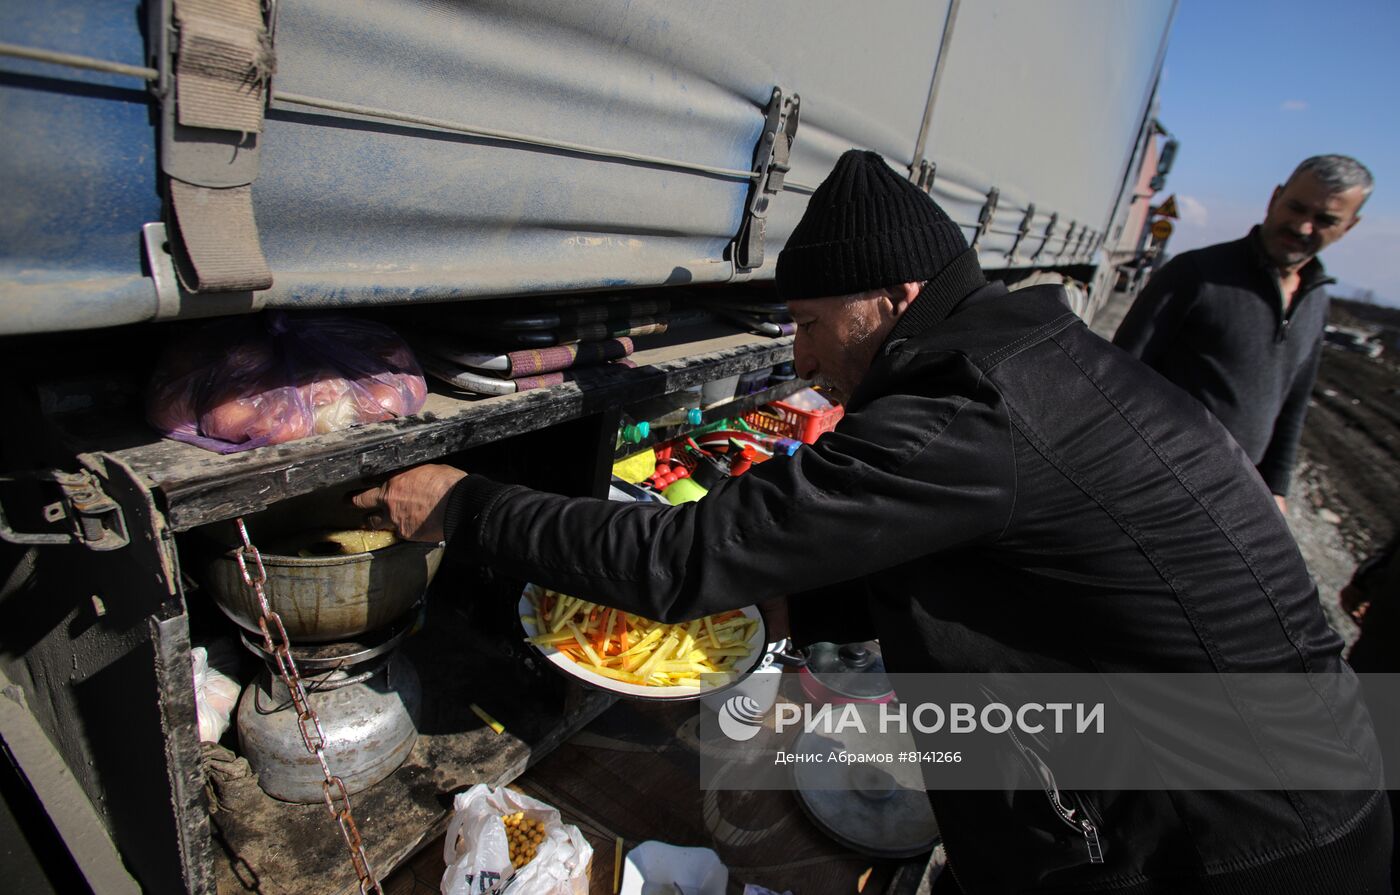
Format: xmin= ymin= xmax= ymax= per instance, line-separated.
xmin=237 ymin=601 xmax=421 ymax=672
xmin=238 ymin=653 xmax=422 ymax=803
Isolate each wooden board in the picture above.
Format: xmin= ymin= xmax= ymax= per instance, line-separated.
xmin=84 ymin=329 xmax=793 ymax=531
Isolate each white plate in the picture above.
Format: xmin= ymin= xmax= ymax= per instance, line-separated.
xmin=518 ymin=585 xmax=765 ymax=701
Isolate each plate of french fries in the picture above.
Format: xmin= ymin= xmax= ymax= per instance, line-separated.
xmin=518 ymin=584 xmax=766 ymax=699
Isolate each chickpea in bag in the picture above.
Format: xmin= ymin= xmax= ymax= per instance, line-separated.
xmin=441 ymin=784 xmax=591 ymax=895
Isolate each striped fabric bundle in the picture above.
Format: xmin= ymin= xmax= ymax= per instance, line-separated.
xmin=421 ymin=354 xmax=638 ymax=396
xmin=411 ymin=295 xmax=722 ymax=396
xmin=501 ymin=338 xmax=635 ymax=376
xmin=420 ymin=335 xmax=640 ymax=396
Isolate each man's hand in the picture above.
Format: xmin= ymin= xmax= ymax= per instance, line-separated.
xmin=1274 ymin=494 xmax=1288 ymax=516
xmin=1340 ymin=582 xmax=1370 ymax=623
xmin=350 ymin=465 xmax=467 ymax=543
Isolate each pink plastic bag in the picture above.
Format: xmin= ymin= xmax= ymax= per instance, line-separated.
xmin=146 ymin=312 xmax=428 ymax=453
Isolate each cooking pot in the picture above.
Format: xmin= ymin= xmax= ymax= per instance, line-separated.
xmin=197 ymin=497 xmax=443 ymax=642
xmin=799 ymin=641 xmax=894 ymax=704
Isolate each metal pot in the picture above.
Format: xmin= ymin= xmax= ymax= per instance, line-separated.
xmin=798 ymin=641 xmax=894 ymax=704
xmin=201 ymin=537 xmax=443 ymax=642
xmin=236 ymin=653 xmax=421 ymax=804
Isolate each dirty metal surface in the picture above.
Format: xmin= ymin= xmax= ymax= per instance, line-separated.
xmin=89 ymin=329 xmax=793 ymax=532
xmin=0 ymin=452 xmax=213 ymax=893
xmin=209 ymin=589 xmax=614 ymax=895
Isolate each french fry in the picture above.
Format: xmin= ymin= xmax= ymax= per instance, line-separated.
xmin=526 ymin=588 xmax=758 ymax=688
xmin=548 ymin=595 xmax=574 ymax=632
xmin=634 ymin=632 xmax=678 ymax=679
xmin=619 ymin=628 xmax=664 ymax=657
xmin=704 ymin=615 xmax=723 ymax=647
xmin=581 ymin=664 xmax=649 ymax=684
xmin=528 ymin=630 xmax=580 ymax=647
xmin=698 ymin=647 xmax=753 ymax=658
xmin=656 ymin=660 xmax=711 ymax=674
xmin=600 ymin=609 xmax=616 ymax=654
xmin=566 ymin=619 xmax=605 ymax=666
xmin=677 ymin=621 xmax=699 ymax=659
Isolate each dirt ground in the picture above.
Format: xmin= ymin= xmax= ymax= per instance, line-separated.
xmin=1299 ymin=331 xmax=1400 ymax=555
xmin=1090 ymin=290 xmax=1400 ymax=648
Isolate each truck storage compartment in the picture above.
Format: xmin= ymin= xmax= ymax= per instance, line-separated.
xmin=176 ymin=427 xmax=619 ymax=894
xmin=0 ymin=291 xmax=804 ymax=892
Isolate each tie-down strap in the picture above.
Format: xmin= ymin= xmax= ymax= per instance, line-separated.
xmin=161 ymin=0 xmax=275 ymax=292
xmin=168 ymin=181 xmax=270 ymax=293
xmin=174 ymin=0 xmax=273 ymax=133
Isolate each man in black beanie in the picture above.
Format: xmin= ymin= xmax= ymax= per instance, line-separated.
xmin=774 ymin=149 xmax=984 ymax=401
xmin=357 ymin=150 xmax=1389 ymax=893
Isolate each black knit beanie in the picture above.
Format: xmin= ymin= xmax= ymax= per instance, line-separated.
xmin=776 ymin=150 xmax=969 ymax=301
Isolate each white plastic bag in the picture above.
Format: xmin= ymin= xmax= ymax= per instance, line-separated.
xmin=441 ymin=784 xmax=592 ymax=895
xmin=191 ymin=644 xmax=241 ymax=743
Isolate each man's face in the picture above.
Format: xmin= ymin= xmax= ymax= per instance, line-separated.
xmin=787 ymin=291 xmax=895 ymax=402
xmin=1260 ymin=171 xmax=1365 ymax=270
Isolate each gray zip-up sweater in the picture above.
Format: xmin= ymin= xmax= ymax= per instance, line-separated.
xmin=1112 ymin=227 xmax=1333 ymax=495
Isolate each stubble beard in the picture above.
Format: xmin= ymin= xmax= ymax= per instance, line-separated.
xmin=820 ymin=300 xmax=884 ymax=402
xmin=1263 ymin=225 xmax=1316 ymax=270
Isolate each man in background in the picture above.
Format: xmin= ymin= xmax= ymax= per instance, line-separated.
xmin=1113 ymin=155 xmax=1372 ymax=511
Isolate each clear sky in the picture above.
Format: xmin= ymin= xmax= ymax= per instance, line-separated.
xmin=1154 ymin=0 xmax=1400 ymax=306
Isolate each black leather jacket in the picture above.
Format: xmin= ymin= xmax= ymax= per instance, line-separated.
xmin=447 ymin=254 xmax=1388 ymax=893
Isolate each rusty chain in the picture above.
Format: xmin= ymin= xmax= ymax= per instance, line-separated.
xmin=235 ymin=518 xmax=383 ymax=895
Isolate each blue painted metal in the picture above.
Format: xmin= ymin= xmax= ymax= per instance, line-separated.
xmin=0 ymin=0 xmax=1174 ymax=335
xmin=0 ymin=2 xmax=160 ymax=331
